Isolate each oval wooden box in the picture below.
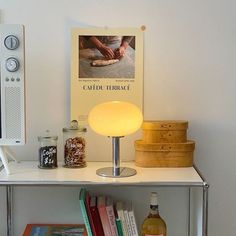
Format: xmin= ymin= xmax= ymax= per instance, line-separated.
xmin=142 ymin=120 xmax=188 ymax=143
xmin=134 ymin=140 xmax=195 ymax=167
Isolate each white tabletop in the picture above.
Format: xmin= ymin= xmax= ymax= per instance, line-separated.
xmin=0 ymin=161 xmax=204 ymax=186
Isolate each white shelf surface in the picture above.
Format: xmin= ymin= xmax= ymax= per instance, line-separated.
xmin=0 ymin=161 xmax=204 ymax=186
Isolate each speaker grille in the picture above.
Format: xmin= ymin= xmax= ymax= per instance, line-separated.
xmin=5 ymin=87 xmax=21 ymax=139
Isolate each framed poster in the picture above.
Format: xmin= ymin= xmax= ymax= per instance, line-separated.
xmin=71 ymin=27 xmax=143 ymax=124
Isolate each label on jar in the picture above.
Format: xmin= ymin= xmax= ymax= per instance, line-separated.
xmin=64 ymin=137 xmax=86 ymax=167
xmin=39 ymin=146 xmax=57 ymax=168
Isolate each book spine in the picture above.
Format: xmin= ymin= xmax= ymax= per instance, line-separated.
xmin=98 ymin=197 xmax=112 ymax=236
xmin=106 ymin=205 xmax=118 ymax=236
xmin=79 ymin=201 xmax=93 ymax=236
xmin=128 ymin=210 xmax=139 ymax=236
xmin=90 ymin=196 xmax=105 ymax=236
xmin=85 ymin=192 xmax=97 ymax=236
xmin=79 ymin=189 xmax=93 ymax=236
xmin=116 ymin=218 xmax=124 ymax=236
xmin=116 ymin=205 xmax=128 ymax=236
xmin=124 ymin=209 xmax=132 ymax=236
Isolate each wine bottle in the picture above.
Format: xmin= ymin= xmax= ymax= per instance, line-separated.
xmin=141 ymin=192 xmax=167 ymax=236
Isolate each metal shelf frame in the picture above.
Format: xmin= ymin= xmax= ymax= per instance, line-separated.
xmin=0 ymin=161 xmax=209 ymax=236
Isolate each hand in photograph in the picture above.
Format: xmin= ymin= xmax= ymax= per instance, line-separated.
xmin=114 ymin=36 xmax=133 ymax=59
xmin=88 ymin=36 xmax=115 ymax=59
xmin=85 ymin=36 xmax=134 ymax=60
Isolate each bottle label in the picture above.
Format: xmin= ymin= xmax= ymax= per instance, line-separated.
xmin=150 ymin=205 xmax=158 ymax=210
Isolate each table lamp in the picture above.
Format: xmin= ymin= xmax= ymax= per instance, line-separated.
xmin=88 ymin=101 xmax=143 ymax=178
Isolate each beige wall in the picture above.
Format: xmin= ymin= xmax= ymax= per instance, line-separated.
xmin=0 ymin=0 xmax=236 ymax=235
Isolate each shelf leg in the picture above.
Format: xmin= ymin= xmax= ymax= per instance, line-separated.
xmin=6 ymin=186 xmax=13 ymax=236
xmin=202 ymin=182 xmax=209 ymax=236
xmin=188 ymin=187 xmax=191 ymax=236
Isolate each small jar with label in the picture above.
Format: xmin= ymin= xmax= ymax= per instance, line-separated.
xmin=38 ymin=133 xmax=58 ymax=169
xmin=63 ymin=120 xmax=87 ymax=168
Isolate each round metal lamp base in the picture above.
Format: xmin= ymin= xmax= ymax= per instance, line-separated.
xmin=96 ymin=167 xmax=137 ymax=178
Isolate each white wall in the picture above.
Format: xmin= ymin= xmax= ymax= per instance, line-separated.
xmin=0 ymin=0 xmax=236 ymax=235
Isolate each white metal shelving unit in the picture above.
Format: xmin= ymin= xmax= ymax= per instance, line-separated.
xmin=0 ymin=161 xmax=209 ymax=236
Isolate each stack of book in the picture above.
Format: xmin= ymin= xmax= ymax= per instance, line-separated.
xmin=79 ymin=188 xmax=139 ymax=236
xmin=23 ymin=224 xmax=87 ymax=236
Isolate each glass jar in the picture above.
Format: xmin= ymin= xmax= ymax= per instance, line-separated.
xmin=63 ymin=120 xmax=87 ymax=168
xmin=38 ymin=134 xmax=58 ymax=169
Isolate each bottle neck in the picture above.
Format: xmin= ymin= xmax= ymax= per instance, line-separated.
xmin=149 ymin=204 xmax=160 ymax=215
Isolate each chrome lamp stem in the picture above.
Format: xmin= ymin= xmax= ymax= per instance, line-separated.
xmin=112 ymin=136 xmax=120 ymax=176
xmin=96 ymin=136 xmax=137 ymax=178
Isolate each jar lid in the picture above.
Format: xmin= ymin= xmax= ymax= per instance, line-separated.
xmin=38 ymin=135 xmax=58 ymax=141
xmin=38 ymin=130 xmax=58 ymax=141
xmin=62 ymin=120 xmax=87 ymax=132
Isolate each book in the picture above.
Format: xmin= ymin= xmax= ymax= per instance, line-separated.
xmin=23 ymin=223 xmax=87 ymax=236
xmin=85 ymin=191 xmax=97 ymax=236
xmin=97 ymin=195 xmax=112 ymax=236
xmin=79 ymin=188 xmax=93 ymax=236
xmin=128 ymin=204 xmax=139 ymax=236
xmin=123 ymin=204 xmax=132 ymax=236
xmin=115 ymin=218 xmax=124 ymax=236
xmin=116 ymin=202 xmax=129 ymax=236
xmin=89 ymin=196 xmax=105 ymax=236
xmin=106 ymin=196 xmax=118 ymax=236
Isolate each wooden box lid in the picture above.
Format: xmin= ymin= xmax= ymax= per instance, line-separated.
xmin=142 ymin=120 xmax=188 ymax=131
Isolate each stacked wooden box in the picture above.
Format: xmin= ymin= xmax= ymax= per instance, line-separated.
xmin=135 ymin=120 xmax=195 ymax=167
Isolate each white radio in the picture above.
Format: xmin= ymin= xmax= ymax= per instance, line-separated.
xmin=0 ymin=24 xmax=25 ymax=174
